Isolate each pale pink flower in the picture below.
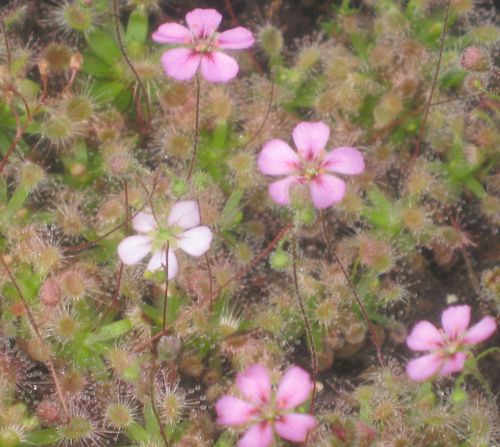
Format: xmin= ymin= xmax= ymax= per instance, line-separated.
xmin=406 ymin=305 xmax=497 ymax=382
xmin=117 ymin=201 xmax=212 ymax=279
xmin=257 ymin=122 xmax=365 ymax=209
xmin=152 ymin=8 xmax=254 ymax=83
xmin=216 ymin=364 xmax=316 ymax=447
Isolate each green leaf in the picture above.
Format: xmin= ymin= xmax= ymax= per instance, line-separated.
xmin=126 ymin=422 xmax=149 ymax=444
xmin=85 ymin=28 xmax=121 ymax=62
xmin=6 ymin=187 xmax=29 ymax=219
xmin=82 ymin=52 xmax=117 ymax=77
xmin=219 ymin=189 xmax=243 ymax=229
xmin=84 ymin=319 xmax=133 ymax=346
xmin=23 ymin=429 xmax=60 ymax=446
xmin=126 ymin=9 xmax=148 ymax=45
xmin=90 ymin=80 xmax=126 ymax=103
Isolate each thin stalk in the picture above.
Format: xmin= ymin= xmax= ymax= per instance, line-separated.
xmin=413 ymin=0 xmax=451 ymax=159
xmin=0 ymin=13 xmax=11 ymax=72
xmin=149 ymin=366 xmax=169 ymax=447
xmin=291 ymin=235 xmax=317 ymax=424
xmin=186 ymin=74 xmax=201 ymax=182
xmin=320 ymin=215 xmax=384 ymax=366
xmin=111 ymin=0 xmax=151 ymax=126
xmin=0 ymin=254 xmax=70 ymax=420
xmin=162 ymin=242 xmax=170 ymax=333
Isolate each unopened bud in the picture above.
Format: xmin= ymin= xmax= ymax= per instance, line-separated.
xmin=38 ymin=59 xmax=49 ymax=77
xmin=70 ymin=52 xmax=83 ymax=72
xmin=40 ymin=278 xmax=61 ymax=307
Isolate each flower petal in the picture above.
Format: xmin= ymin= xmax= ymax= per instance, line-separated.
xmin=257 ymin=139 xmax=301 ymax=176
xmin=308 ymin=174 xmax=346 ymax=209
xmin=275 ymin=413 xmax=316 ymax=443
xmin=238 ymin=422 xmax=273 ymax=447
xmin=268 ymin=176 xmax=300 ymax=206
xmin=146 ymin=249 xmax=178 ymax=279
xmin=152 ymin=23 xmax=191 ymax=44
xmin=160 ymin=48 xmax=201 ymax=81
xmin=462 ymin=316 xmax=497 ymax=345
xmin=439 ymin=352 xmax=467 ymax=377
xmin=406 ymin=321 xmax=444 ymax=352
xmin=177 ymin=226 xmax=212 ymax=257
xmin=167 ymin=201 xmax=200 ymax=229
xmin=186 ymin=8 xmax=222 ymax=38
xmin=292 ymin=121 xmax=330 ymax=161
xmin=217 ymin=27 xmax=255 ymax=49
xmin=276 ymin=366 xmax=313 ymax=410
xmin=132 ymin=212 xmax=157 ymax=234
xmin=322 ymin=147 xmax=365 ymax=175
xmin=200 ymin=52 xmax=239 ymax=83
xmin=236 ymin=364 xmax=272 ymax=405
xmin=215 ymin=396 xmax=257 ymax=426
xmin=441 ymin=305 xmax=471 ymax=340
xmin=117 ymin=235 xmax=152 ymax=265
xmin=406 ymin=353 xmax=443 ymax=382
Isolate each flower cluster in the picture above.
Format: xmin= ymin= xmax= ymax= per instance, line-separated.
xmin=406 ymin=304 xmax=496 ymax=381
xmin=216 ymin=364 xmax=316 ymax=447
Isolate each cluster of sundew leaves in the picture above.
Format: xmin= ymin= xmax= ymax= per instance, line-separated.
xmin=0 ymin=0 xmax=499 ymax=446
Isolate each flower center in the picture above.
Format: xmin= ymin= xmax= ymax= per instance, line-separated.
xmin=192 ymin=33 xmax=218 ymax=54
xmin=302 ymin=161 xmax=321 ymax=180
xmin=150 ymin=226 xmax=182 ymax=252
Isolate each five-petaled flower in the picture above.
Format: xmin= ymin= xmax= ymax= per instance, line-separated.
xmin=215 ymin=364 xmax=316 ymax=447
xmin=152 ymin=8 xmax=254 ymax=83
xmin=406 ymin=304 xmax=497 ymax=382
xmin=257 ymin=122 xmax=365 ymax=209
xmin=117 ymin=201 xmax=212 ymax=279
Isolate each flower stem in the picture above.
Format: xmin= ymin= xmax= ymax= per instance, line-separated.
xmin=291 ymin=234 xmax=318 ymax=428
xmin=320 ymin=215 xmax=384 ymax=366
xmin=186 ymin=74 xmax=201 ymax=183
xmin=162 ymin=242 xmax=170 ymax=333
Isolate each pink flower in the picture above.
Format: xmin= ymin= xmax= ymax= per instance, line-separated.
xmin=215 ymin=364 xmax=316 ymax=447
xmin=406 ymin=305 xmax=497 ymax=382
xmin=257 ymin=122 xmax=365 ymax=209
xmin=152 ymin=8 xmax=254 ymax=83
xmin=117 ymin=201 xmax=212 ymax=279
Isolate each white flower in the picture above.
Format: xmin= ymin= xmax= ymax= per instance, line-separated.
xmin=117 ymin=201 xmax=212 ymax=279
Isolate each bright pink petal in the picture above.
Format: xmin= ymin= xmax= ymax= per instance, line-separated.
xmin=406 ymin=353 xmax=443 ymax=382
xmin=215 ymin=396 xmax=257 ymax=426
xmin=439 ymin=352 xmax=467 ymax=377
xmin=292 ymin=122 xmax=330 ymax=161
xmin=236 ymin=364 xmax=271 ymax=405
xmin=441 ymin=305 xmax=471 ymax=340
xmin=186 ymin=8 xmax=222 ymax=38
xmin=308 ymin=174 xmax=346 ymax=209
xmin=257 ymin=140 xmax=301 ymax=176
xmin=275 ymin=413 xmax=316 ymax=443
xmin=146 ymin=249 xmax=178 ymax=279
xmin=177 ymin=226 xmax=212 ymax=257
xmin=238 ymin=422 xmax=273 ymax=447
xmin=322 ymin=147 xmax=365 ymax=175
xmin=117 ymin=235 xmax=152 ymax=265
xmin=276 ymin=366 xmax=313 ymax=410
xmin=152 ymin=23 xmax=191 ymax=44
xmin=200 ymin=52 xmax=239 ymax=83
xmin=462 ymin=317 xmax=497 ymax=345
xmin=167 ymin=201 xmax=200 ymax=230
xmin=268 ymin=176 xmax=300 ymax=206
xmin=160 ymin=48 xmax=201 ymax=81
xmin=217 ymin=27 xmax=255 ymax=49
xmin=406 ymin=321 xmax=444 ymax=352
xmin=132 ymin=212 xmax=157 ymax=234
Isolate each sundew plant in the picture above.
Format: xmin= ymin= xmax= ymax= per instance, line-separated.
xmin=0 ymin=0 xmax=499 ymax=446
